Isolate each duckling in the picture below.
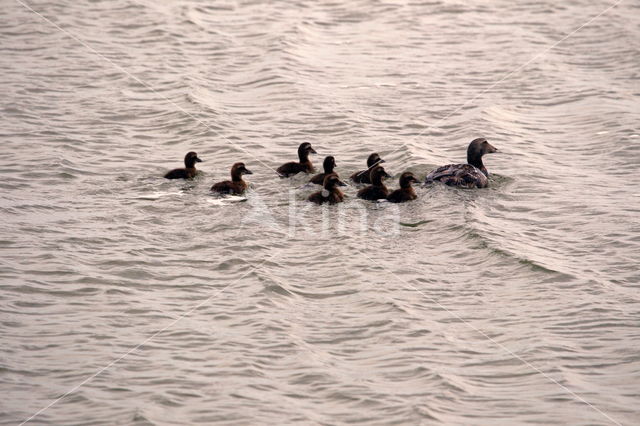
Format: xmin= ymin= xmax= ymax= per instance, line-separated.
xmin=211 ymin=162 xmax=253 ymax=195
xmin=387 ymin=172 xmax=419 ymax=203
xmin=164 ymin=151 xmax=202 ymax=179
xmin=277 ymin=142 xmax=317 ymax=177
xmin=425 ymin=138 xmax=498 ymax=188
xmin=310 ymin=156 xmax=337 ymax=185
xmin=357 ymin=165 xmax=391 ymax=201
xmin=351 ymin=153 xmax=385 ymax=184
xmin=308 ymin=173 xmax=347 ymax=205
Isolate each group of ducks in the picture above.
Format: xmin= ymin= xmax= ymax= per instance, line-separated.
xmin=163 ymin=138 xmax=499 ymax=204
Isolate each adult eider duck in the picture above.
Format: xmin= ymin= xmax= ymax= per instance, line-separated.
xmin=387 ymin=172 xmax=419 ymax=203
xmin=211 ymin=162 xmax=253 ymax=195
xmin=310 ymin=156 xmax=336 ymax=185
xmin=425 ymin=138 xmax=498 ymax=188
xmin=357 ymin=165 xmax=391 ymax=201
xmin=351 ymin=153 xmax=385 ymax=184
xmin=164 ymin=151 xmax=202 ymax=179
xmin=276 ymin=142 xmax=317 ymax=177
xmin=308 ymin=173 xmax=347 ymax=205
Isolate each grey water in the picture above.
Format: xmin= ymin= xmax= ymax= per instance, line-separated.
xmin=1 ymin=0 xmax=639 ymax=424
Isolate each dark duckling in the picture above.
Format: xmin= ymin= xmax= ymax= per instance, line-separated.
xmin=310 ymin=156 xmax=337 ymax=185
xmin=351 ymin=153 xmax=385 ymax=184
xmin=164 ymin=151 xmax=202 ymax=179
xmin=211 ymin=162 xmax=253 ymax=195
xmin=425 ymin=138 xmax=498 ymax=188
xmin=387 ymin=172 xmax=419 ymax=203
xmin=308 ymin=173 xmax=347 ymax=205
xmin=277 ymin=142 xmax=317 ymax=177
xmin=357 ymin=165 xmax=391 ymax=201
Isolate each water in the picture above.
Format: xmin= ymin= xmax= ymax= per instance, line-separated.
xmin=1 ymin=0 xmax=639 ymax=424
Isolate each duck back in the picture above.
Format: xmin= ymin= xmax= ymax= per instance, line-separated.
xmin=277 ymin=161 xmax=313 ymax=177
xmin=425 ymin=164 xmax=488 ymax=188
xmin=350 ymin=169 xmax=372 ymax=184
xmin=310 ymin=172 xmax=327 ymax=185
xmin=357 ymin=185 xmax=388 ymax=201
xmin=308 ymin=190 xmax=344 ymax=205
xmin=211 ymin=180 xmax=248 ymax=194
xmin=164 ymin=168 xmax=194 ymax=179
xmin=387 ymin=187 xmax=417 ymax=203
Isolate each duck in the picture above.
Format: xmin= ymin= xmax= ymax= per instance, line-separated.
xmin=211 ymin=162 xmax=253 ymax=195
xmin=310 ymin=156 xmax=337 ymax=185
xmin=425 ymin=138 xmax=498 ymax=188
xmin=387 ymin=172 xmax=419 ymax=203
xmin=357 ymin=165 xmax=391 ymax=201
xmin=277 ymin=142 xmax=317 ymax=177
xmin=351 ymin=153 xmax=385 ymax=184
xmin=308 ymin=173 xmax=347 ymax=205
xmin=164 ymin=151 xmax=202 ymax=179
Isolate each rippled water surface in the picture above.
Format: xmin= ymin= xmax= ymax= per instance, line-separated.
xmin=2 ymin=0 xmax=639 ymax=424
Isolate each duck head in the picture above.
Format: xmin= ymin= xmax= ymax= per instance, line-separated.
xmin=184 ymin=151 xmax=203 ymax=168
xmin=399 ymin=172 xmax=419 ymax=188
xmin=298 ymin=142 xmax=317 ymax=161
xmin=366 ymin=152 xmax=385 ymax=168
xmin=322 ymin=156 xmax=336 ymax=173
xmin=467 ymin=138 xmax=497 ymax=176
xmin=231 ymin=162 xmax=253 ymax=180
xmin=370 ymin=165 xmax=391 ymax=185
xmin=322 ymin=173 xmax=347 ymax=192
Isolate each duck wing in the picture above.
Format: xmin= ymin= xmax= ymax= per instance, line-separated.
xmin=211 ymin=180 xmax=234 ymax=194
xmin=357 ymin=185 xmax=388 ymax=201
xmin=308 ymin=191 xmax=326 ymax=204
xmin=277 ymin=162 xmax=305 ymax=177
xmin=309 ymin=173 xmax=325 ymax=185
xmin=350 ymin=169 xmax=371 ymax=184
xmin=425 ymin=164 xmax=488 ymax=188
xmin=164 ymin=168 xmax=188 ymax=179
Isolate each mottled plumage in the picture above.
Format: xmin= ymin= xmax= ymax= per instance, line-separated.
xmin=425 ymin=164 xmax=488 ymax=188
xmin=425 ymin=138 xmax=498 ymax=188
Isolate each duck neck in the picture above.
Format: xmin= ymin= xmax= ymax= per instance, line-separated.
xmin=185 ymin=159 xmax=197 ymax=169
xmin=231 ymin=171 xmax=243 ymax=182
xmin=324 ymin=164 xmax=334 ymax=174
xmin=467 ymin=152 xmax=486 ymax=175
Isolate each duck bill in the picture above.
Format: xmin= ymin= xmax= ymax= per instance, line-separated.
xmin=337 ymin=180 xmax=347 ymax=187
xmin=243 ymin=169 xmax=253 ymax=175
xmin=309 ymin=148 xmax=317 ymax=154
xmin=196 ymin=157 xmax=203 ymax=162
